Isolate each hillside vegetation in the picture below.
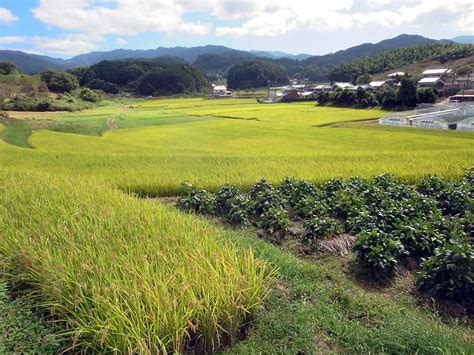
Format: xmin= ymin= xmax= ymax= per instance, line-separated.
xmin=329 ymin=43 xmax=474 ymax=81
xmin=70 ymin=58 xmax=210 ymax=95
xmin=227 ymin=60 xmax=289 ymax=89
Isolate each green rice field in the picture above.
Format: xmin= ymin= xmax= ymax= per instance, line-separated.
xmin=1 ymin=98 xmax=473 ymax=353
xmin=1 ymin=98 xmax=473 ymax=196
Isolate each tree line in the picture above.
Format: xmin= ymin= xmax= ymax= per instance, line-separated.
xmin=317 ymin=75 xmax=437 ymax=110
xmin=328 ymin=43 xmax=474 ymax=82
xmin=67 ymin=57 xmax=210 ymax=95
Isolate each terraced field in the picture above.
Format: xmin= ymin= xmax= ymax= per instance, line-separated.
xmin=1 ymin=98 xmax=473 ymax=195
xmin=1 ymin=98 xmax=473 ymax=353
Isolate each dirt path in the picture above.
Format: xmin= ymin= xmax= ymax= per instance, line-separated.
xmin=106 ymin=104 xmax=128 ymax=131
xmin=106 ymin=116 xmax=118 ymax=130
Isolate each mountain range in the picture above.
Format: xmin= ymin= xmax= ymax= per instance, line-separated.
xmin=0 ymin=34 xmax=470 ymax=74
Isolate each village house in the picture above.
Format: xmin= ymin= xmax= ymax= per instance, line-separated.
xmin=369 ymin=81 xmax=390 ymax=90
xmin=212 ymin=84 xmax=226 ymax=95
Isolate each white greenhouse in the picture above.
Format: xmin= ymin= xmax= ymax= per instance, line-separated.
xmin=379 ymin=104 xmax=474 ymax=131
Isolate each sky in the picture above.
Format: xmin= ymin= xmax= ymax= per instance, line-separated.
xmin=0 ymin=0 xmax=472 ymax=58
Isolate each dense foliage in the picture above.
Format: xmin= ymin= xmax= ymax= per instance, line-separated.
xmin=317 ymin=75 xmax=438 ymax=109
xmin=2 ymin=93 xmax=94 ymax=112
xmin=227 ymin=60 xmax=289 ymax=89
xmin=179 ymin=168 xmax=473 ymax=308
xmin=41 ymin=69 xmax=79 ymax=93
xmin=73 ymin=58 xmax=210 ymax=95
xmin=0 ymin=61 xmax=16 ymax=75
xmin=329 ymin=43 xmax=474 ymax=82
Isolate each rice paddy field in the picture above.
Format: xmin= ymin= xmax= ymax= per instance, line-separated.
xmin=1 ymin=98 xmax=473 ymax=353
xmin=1 ymin=98 xmax=473 ymax=195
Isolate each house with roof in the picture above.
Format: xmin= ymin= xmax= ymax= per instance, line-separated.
xmin=333 ymin=82 xmax=355 ymax=90
xmin=422 ymin=68 xmax=452 ymax=78
xmin=387 ymin=72 xmax=405 ymax=78
xmin=212 ymin=84 xmax=230 ymax=97
xmin=313 ymin=84 xmax=334 ymax=92
xmin=418 ymin=77 xmax=446 ymax=90
xmin=369 ymin=81 xmax=390 ymax=90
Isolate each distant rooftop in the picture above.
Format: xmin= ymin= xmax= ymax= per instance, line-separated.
xmin=334 ymin=82 xmax=354 ymax=89
xmin=419 ymin=77 xmax=443 ymax=83
xmin=369 ymin=81 xmax=387 ymax=87
xmin=387 ymin=72 xmax=405 ymax=77
xmin=422 ymin=69 xmax=451 ymax=75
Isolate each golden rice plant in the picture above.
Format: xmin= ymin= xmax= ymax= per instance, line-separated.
xmin=0 ymin=172 xmax=272 ymax=353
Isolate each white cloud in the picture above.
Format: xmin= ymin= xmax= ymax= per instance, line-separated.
xmin=14 ymin=0 xmax=472 ymax=55
xmin=32 ymin=0 xmax=210 ymax=36
xmin=215 ymin=0 xmax=473 ymax=37
xmin=353 ymin=0 xmax=474 ymax=32
xmin=216 ymin=1 xmax=354 ymax=37
xmin=0 ymin=7 xmax=19 ymax=24
xmin=366 ymin=0 xmax=393 ymax=7
xmin=30 ymin=34 xmax=101 ymax=55
xmin=115 ymin=37 xmax=127 ymax=45
xmin=0 ymin=34 xmax=101 ymax=56
xmin=0 ymin=36 xmax=27 ymax=44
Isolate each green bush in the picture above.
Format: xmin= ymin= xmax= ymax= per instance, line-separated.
xmin=258 ymin=207 xmax=289 ymax=236
xmin=417 ymin=242 xmax=473 ymax=304
xmin=437 ymin=182 xmax=473 ymax=216
xmin=354 ymin=229 xmax=407 ymax=274
xmin=292 ymin=196 xmax=328 ymax=219
xmin=302 ymin=216 xmax=342 ymax=246
xmin=224 ymin=194 xmax=251 ymax=226
xmin=79 ymin=88 xmax=102 ymax=102
xmin=177 ymin=183 xmax=216 ymax=214
xmin=216 ymin=184 xmax=243 ymax=215
xmin=41 ymin=70 xmax=79 ymax=93
xmin=392 ymin=220 xmax=445 ymax=258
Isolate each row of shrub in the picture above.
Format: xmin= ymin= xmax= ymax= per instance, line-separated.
xmin=178 ymin=168 xmax=473 ymax=310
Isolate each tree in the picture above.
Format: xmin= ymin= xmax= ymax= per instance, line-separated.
xmin=396 ymin=75 xmax=417 ymax=108
xmin=79 ymin=88 xmax=102 ymax=102
xmin=41 ymin=70 xmax=79 ymax=93
xmin=0 ymin=61 xmax=16 ymax=75
xmin=137 ymin=65 xmax=209 ymax=96
xmin=355 ymin=73 xmax=372 ymax=85
xmin=417 ymin=88 xmax=438 ymax=104
xmin=455 ymin=64 xmax=473 ymax=76
xmin=227 ymin=60 xmax=288 ymax=89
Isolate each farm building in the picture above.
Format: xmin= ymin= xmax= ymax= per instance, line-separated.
xmin=457 ymin=76 xmax=474 ymax=90
xmin=387 ymin=72 xmax=405 ymax=78
xmin=418 ymin=77 xmax=446 ymax=89
xmin=211 ymin=84 xmax=232 ymax=97
xmin=379 ymin=103 xmax=474 ymax=131
xmin=450 ymin=89 xmax=474 ymax=102
xmin=422 ymin=68 xmax=452 ymax=78
xmin=314 ymin=84 xmax=334 ymax=92
xmin=333 ymin=82 xmax=355 ymax=90
xmin=369 ymin=81 xmax=390 ymax=90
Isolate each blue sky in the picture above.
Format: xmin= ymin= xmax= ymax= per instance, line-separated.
xmin=0 ymin=0 xmax=472 ymax=58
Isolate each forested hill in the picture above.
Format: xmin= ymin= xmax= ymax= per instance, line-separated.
xmin=328 ymin=43 xmax=474 ymax=82
xmin=0 ymin=34 xmax=452 ymax=75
